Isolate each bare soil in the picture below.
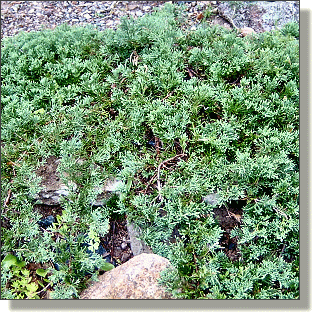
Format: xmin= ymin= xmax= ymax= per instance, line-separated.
xmin=212 ymin=200 xmax=247 ymax=262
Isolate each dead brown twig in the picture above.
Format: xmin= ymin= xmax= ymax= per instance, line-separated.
xmin=156 ymin=154 xmax=187 ymax=201
xmin=154 ymin=137 xmax=161 ymax=160
xmin=129 ymin=50 xmax=139 ymax=66
xmin=143 ymin=172 xmax=158 ymax=194
xmin=225 ymin=205 xmax=242 ymax=223
xmin=143 ymin=153 xmax=187 ymax=196
xmin=161 ymin=91 xmax=174 ymax=101
xmin=273 ymin=206 xmax=288 ymax=219
xmin=3 ymin=189 xmax=12 ymax=208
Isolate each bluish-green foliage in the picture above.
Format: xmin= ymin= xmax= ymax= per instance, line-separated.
xmin=1 ymin=3 xmax=299 ymax=299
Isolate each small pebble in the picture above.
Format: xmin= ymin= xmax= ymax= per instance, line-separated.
xmin=38 ymin=215 xmax=55 ymax=229
xmin=121 ymin=252 xmax=131 ymax=262
xmin=121 ymin=242 xmax=127 ymax=250
xmin=240 ymin=27 xmax=256 ymax=37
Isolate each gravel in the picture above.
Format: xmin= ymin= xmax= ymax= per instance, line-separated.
xmin=1 ymin=1 xmax=218 ymax=39
xmin=1 ymin=1 xmax=299 ymax=40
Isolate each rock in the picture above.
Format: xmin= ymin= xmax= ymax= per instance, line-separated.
xmin=34 ymin=156 xmax=122 ymax=206
xmin=38 ymin=215 xmax=55 ymax=229
xmin=217 ymin=1 xmax=299 ymax=33
xmin=240 ymin=27 xmax=255 ymax=37
xmin=126 ymin=221 xmax=153 ymax=256
xmin=34 ymin=156 xmax=71 ymax=205
xmin=257 ymin=1 xmax=299 ymax=32
xmin=80 ymin=253 xmax=173 ymax=299
xmin=121 ymin=252 xmax=131 ymax=263
xmin=93 ymin=178 xmax=122 ymax=206
xmin=127 ymin=4 xmax=138 ymax=10
xmin=204 ymin=193 xmax=220 ymax=207
xmin=212 ymin=8 xmax=218 ymax=14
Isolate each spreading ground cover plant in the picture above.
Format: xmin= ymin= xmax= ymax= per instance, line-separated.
xmin=1 ymin=3 xmax=299 ymax=299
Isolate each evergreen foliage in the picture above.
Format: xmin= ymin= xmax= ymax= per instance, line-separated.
xmin=1 ymin=4 xmax=299 ymax=299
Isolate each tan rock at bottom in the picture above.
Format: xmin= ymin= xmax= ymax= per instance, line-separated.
xmin=80 ymin=253 xmax=173 ymax=299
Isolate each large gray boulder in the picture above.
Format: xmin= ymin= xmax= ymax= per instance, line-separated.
xmin=80 ymin=253 xmax=173 ymax=299
xmin=217 ymin=1 xmax=299 ymax=33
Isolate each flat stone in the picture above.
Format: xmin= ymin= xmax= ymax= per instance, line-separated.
xmin=217 ymin=1 xmax=299 ymax=33
xmin=80 ymin=253 xmax=173 ymax=299
xmin=34 ymin=156 xmax=122 ymax=206
xmin=204 ymin=193 xmax=220 ymax=207
xmin=126 ymin=221 xmax=153 ymax=256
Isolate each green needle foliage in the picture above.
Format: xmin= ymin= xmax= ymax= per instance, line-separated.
xmin=1 ymin=3 xmax=299 ymax=299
